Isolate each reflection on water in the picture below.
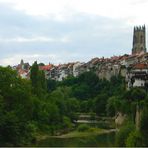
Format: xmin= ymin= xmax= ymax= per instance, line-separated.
xmin=37 ymin=132 xmax=115 ymax=147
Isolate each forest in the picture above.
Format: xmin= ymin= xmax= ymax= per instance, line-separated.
xmin=0 ymin=61 xmax=148 ymax=147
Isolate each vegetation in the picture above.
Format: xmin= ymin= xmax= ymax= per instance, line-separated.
xmin=0 ymin=63 xmax=148 ymax=146
xmin=77 ymin=124 xmax=90 ymax=132
xmin=115 ymin=121 xmax=135 ymax=146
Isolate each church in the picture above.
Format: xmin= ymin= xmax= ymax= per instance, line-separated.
xmin=132 ymin=25 xmax=146 ymax=54
xmin=127 ymin=25 xmax=148 ymax=89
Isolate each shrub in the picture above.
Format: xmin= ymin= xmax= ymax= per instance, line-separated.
xmin=126 ymin=130 xmax=143 ymax=147
xmin=115 ymin=121 xmax=135 ymax=147
xmin=77 ymin=124 xmax=89 ymax=132
xmin=62 ymin=116 xmax=72 ymax=129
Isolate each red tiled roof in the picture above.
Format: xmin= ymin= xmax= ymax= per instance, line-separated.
xmin=133 ymin=63 xmax=148 ymax=69
xmin=39 ymin=65 xmax=52 ymax=71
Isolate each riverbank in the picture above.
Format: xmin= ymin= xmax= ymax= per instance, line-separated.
xmin=50 ymin=128 xmax=117 ymax=138
xmin=36 ymin=128 xmax=117 ymax=141
xmin=35 ymin=128 xmax=117 ymax=147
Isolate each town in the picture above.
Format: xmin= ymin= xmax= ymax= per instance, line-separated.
xmin=1 ymin=25 xmax=148 ymax=147
xmin=13 ymin=25 xmax=148 ymax=89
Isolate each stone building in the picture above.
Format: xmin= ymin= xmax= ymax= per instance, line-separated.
xmin=132 ymin=25 xmax=146 ymax=55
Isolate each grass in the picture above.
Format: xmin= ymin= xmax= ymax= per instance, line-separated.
xmin=52 ymin=128 xmax=108 ymax=138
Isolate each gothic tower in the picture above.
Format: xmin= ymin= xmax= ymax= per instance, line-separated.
xmin=132 ymin=25 xmax=146 ymax=55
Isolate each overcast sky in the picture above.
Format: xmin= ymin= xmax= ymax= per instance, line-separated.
xmin=0 ymin=0 xmax=147 ymax=66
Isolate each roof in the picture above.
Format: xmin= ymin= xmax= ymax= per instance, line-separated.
xmin=39 ymin=65 xmax=52 ymax=71
xmin=133 ymin=63 xmax=148 ymax=69
xmin=18 ymin=69 xmax=29 ymax=75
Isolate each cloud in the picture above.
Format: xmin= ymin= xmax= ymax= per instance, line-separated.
xmin=0 ymin=0 xmax=148 ymax=24
xmin=0 ymin=54 xmax=57 ymax=66
xmin=0 ymin=52 xmax=91 ymax=66
xmin=0 ymin=36 xmax=71 ymax=43
xmin=0 ymin=1 xmax=146 ymax=66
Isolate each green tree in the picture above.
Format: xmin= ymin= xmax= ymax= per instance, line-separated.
xmin=0 ymin=67 xmax=35 ymax=146
xmin=38 ymin=70 xmax=47 ymax=90
xmin=94 ymin=94 xmax=108 ymax=115
xmin=47 ymin=78 xmax=57 ymax=92
xmin=30 ymin=61 xmax=47 ymax=96
xmin=126 ymin=130 xmax=143 ymax=147
xmin=140 ymin=105 xmax=148 ymax=146
xmin=116 ymin=121 xmax=135 ymax=147
xmin=30 ymin=61 xmax=39 ymax=88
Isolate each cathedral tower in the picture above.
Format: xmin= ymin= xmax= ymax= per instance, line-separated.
xmin=132 ymin=25 xmax=146 ymax=54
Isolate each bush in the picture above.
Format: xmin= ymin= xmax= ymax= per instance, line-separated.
xmin=62 ymin=116 xmax=72 ymax=129
xmin=115 ymin=121 xmax=135 ymax=147
xmin=140 ymin=107 xmax=148 ymax=146
xmin=77 ymin=124 xmax=90 ymax=132
xmin=126 ymin=130 xmax=143 ymax=147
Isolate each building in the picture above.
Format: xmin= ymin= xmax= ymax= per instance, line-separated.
xmin=127 ymin=63 xmax=148 ymax=89
xmin=132 ymin=25 xmax=146 ymax=55
xmin=39 ymin=64 xmax=53 ymax=79
xmin=13 ymin=60 xmax=30 ymax=79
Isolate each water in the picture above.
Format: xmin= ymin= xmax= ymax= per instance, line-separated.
xmin=37 ymin=132 xmax=116 ymax=147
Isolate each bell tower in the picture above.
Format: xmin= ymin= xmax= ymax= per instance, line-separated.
xmin=132 ymin=25 xmax=146 ymax=55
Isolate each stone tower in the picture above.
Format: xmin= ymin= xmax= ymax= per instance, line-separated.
xmin=132 ymin=25 xmax=146 ymax=55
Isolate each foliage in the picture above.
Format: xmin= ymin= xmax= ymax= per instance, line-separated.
xmin=47 ymin=78 xmax=57 ymax=92
xmin=0 ymin=66 xmax=78 ymax=146
xmin=124 ymin=88 xmax=147 ymax=102
xmin=77 ymin=124 xmax=90 ymax=132
xmin=130 ymin=87 xmax=146 ymax=101
xmin=140 ymin=104 xmax=148 ymax=146
xmin=1 ymin=65 xmax=148 ymax=147
xmin=0 ymin=67 xmax=34 ymax=146
xmin=30 ymin=61 xmax=47 ymax=96
xmin=62 ymin=116 xmax=72 ymax=129
xmin=106 ymin=96 xmax=119 ymax=116
xmin=94 ymin=94 xmax=108 ymax=115
xmin=115 ymin=121 xmax=135 ymax=147
xmin=126 ymin=130 xmax=143 ymax=147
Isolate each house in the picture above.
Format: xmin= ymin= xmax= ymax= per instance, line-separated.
xmin=18 ymin=69 xmax=30 ymax=79
xmin=13 ymin=60 xmax=30 ymax=79
xmin=39 ymin=64 xmax=53 ymax=79
xmin=73 ymin=62 xmax=85 ymax=77
xmin=127 ymin=63 xmax=148 ymax=89
xmin=57 ymin=64 xmax=69 ymax=81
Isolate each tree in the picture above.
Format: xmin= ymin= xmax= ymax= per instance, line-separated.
xmin=106 ymin=96 xmax=118 ymax=116
xmin=115 ymin=121 xmax=135 ymax=147
xmin=94 ymin=94 xmax=108 ymax=115
xmin=0 ymin=67 xmax=35 ymax=146
xmin=30 ymin=61 xmax=39 ymax=88
xmin=38 ymin=70 xmax=47 ymax=90
xmin=130 ymin=88 xmax=146 ymax=130
xmin=47 ymin=78 xmax=57 ymax=92
xmin=126 ymin=130 xmax=143 ymax=147
xmin=30 ymin=61 xmax=47 ymax=96
xmin=131 ymin=88 xmax=146 ymax=101
xmin=140 ymin=106 xmax=148 ymax=146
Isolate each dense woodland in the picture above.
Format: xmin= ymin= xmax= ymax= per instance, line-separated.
xmin=0 ymin=61 xmax=148 ymax=146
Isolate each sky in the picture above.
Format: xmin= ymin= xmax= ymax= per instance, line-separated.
xmin=0 ymin=0 xmax=148 ymax=66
